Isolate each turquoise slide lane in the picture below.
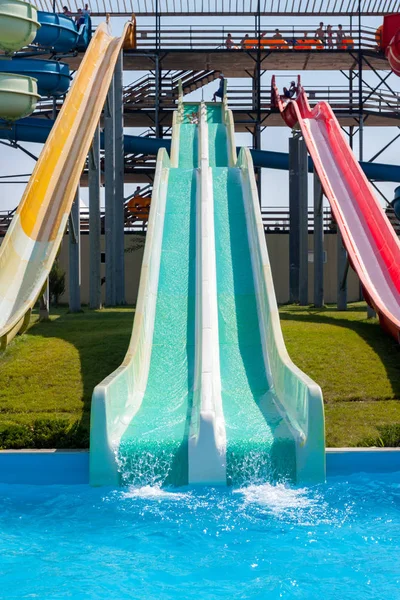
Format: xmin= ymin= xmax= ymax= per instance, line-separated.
xmin=208 ymin=105 xmax=296 ymax=485
xmin=118 ymin=108 xmax=198 ymax=486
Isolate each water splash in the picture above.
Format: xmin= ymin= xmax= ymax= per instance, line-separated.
xmin=116 ymin=446 xmax=178 ymax=487
xmin=122 ymin=485 xmax=191 ymax=502
xmin=235 ymin=482 xmax=317 ymax=515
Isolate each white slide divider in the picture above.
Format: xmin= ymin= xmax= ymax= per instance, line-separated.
xmin=188 ymin=102 xmax=227 ymax=485
xmin=90 ymin=111 xmax=183 ymax=486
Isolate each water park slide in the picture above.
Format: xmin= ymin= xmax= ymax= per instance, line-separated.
xmin=211 ymin=100 xmax=324 ymax=485
xmin=273 ymin=77 xmax=400 ymax=342
xmin=90 ymin=97 xmax=325 ymax=487
xmin=90 ymin=101 xmax=226 ymax=487
xmin=0 ymin=20 xmax=134 ymax=349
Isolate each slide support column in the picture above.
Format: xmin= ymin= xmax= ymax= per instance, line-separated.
xmin=114 ymin=51 xmax=125 ymax=305
xmin=89 ymin=123 xmax=101 ymax=309
xmin=105 ymin=74 xmax=116 ymax=306
xmin=298 ymin=135 xmax=308 ymax=306
xmin=39 ymin=100 xmax=59 ymax=319
xmin=313 ymin=170 xmax=324 ymax=307
xmin=69 ymin=187 xmax=81 ymax=312
xmin=337 ymin=231 xmax=348 ymax=310
xmin=289 ymin=135 xmax=300 ymax=303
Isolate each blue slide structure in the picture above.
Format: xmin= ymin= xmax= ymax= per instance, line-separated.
xmin=0 ymin=59 xmax=70 ymax=96
xmin=34 ymin=11 xmax=91 ymax=52
xmin=0 ymin=10 xmax=91 ymax=100
xmin=1 ymin=116 xmax=400 ymax=183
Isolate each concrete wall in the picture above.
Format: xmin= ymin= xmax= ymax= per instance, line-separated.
xmin=57 ymin=232 xmax=360 ymax=305
xmin=266 ymin=233 xmax=360 ymax=304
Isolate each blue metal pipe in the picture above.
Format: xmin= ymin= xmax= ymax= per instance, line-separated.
xmin=2 ymin=117 xmax=400 ymax=183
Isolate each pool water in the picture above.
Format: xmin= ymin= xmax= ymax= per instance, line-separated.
xmin=1 ymin=473 xmax=400 ymax=599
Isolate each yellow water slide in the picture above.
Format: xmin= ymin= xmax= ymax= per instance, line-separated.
xmin=0 ymin=19 xmax=134 ymax=349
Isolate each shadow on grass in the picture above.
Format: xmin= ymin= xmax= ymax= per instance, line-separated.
xmin=22 ymin=308 xmax=134 ymax=448
xmin=279 ymin=306 xmax=400 ymax=400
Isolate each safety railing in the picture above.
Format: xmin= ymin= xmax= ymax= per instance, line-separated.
xmin=3 ymin=206 xmax=397 ymax=236
xmin=225 ymin=86 xmax=400 ymax=115
xmin=0 ymin=207 xmax=335 ymax=235
xmin=262 ymin=208 xmax=335 ymax=233
xmin=133 ymin=25 xmax=380 ymax=52
xmin=122 ymin=83 xmax=400 ymax=115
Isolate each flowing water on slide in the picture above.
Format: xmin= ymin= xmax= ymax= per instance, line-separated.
xmin=208 ymin=104 xmax=296 ymax=485
xmin=118 ymin=109 xmax=199 ymax=486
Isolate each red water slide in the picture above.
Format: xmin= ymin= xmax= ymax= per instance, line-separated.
xmin=381 ymin=14 xmax=400 ymax=76
xmin=272 ymin=76 xmax=400 ymax=342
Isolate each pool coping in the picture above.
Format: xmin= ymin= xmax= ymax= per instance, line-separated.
xmin=0 ymin=448 xmax=399 ymax=484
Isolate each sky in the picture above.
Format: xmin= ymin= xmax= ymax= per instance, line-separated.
xmin=0 ymin=11 xmax=398 ymax=215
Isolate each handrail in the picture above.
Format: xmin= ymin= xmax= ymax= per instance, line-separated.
xmin=132 ymin=24 xmax=380 ymax=52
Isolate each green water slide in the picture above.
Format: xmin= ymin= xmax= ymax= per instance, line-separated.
xmin=208 ymin=105 xmax=295 ymax=483
xmin=90 ymin=96 xmax=325 ymax=487
xmin=90 ymin=104 xmax=200 ymax=486
xmin=206 ymin=102 xmax=325 ymax=485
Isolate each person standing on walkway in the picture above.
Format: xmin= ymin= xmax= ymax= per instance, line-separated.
xmin=225 ymin=33 xmax=234 ymax=49
xmin=213 ymin=73 xmax=226 ymax=102
xmin=326 ymin=25 xmax=333 ymax=49
xmin=336 ymin=24 xmax=345 ymax=48
xmin=315 ymin=22 xmax=325 ymax=44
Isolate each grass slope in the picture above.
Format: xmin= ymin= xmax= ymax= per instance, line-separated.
xmin=0 ymin=303 xmax=400 ymax=448
xmin=0 ymin=308 xmax=132 ymax=448
xmin=280 ymin=304 xmax=400 ymax=446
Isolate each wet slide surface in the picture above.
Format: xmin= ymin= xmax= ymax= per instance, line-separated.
xmin=91 ymin=100 xmax=324 ymax=486
xmin=118 ymin=113 xmax=198 ymax=486
xmin=208 ymin=105 xmax=296 ymax=484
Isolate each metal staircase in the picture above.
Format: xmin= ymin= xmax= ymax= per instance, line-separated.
xmin=123 ymin=69 xmax=219 ymax=107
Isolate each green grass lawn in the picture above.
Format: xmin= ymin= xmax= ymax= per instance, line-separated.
xmin=280 ymin=304 xmax=400 ymax=447
xmin=0 ymin=302 xmax=400 ymax=448
xmin=0 ymin=308 xmax=133 ymax=449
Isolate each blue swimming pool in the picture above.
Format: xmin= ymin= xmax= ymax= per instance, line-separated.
xmin=0 ymin=471 xmax=399 ymax=599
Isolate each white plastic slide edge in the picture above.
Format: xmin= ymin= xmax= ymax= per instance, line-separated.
xmin=90 ymin=147 xmax=171 ymax=486
xmin=188 ymin=102 xmax=227 ymax=485
xmin=237 ymin=147 xmax=325 ymax=484
xmin=222 ymin=93 xmax=237 ymax=167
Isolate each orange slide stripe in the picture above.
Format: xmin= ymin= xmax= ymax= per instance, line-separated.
xmin=17 ymin=21 xmax=132 ymax=241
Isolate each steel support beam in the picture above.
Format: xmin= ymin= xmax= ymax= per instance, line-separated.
xmin=114 ymin=51 xmax=125 ymax=305
xmin=69 ymin=187 xmax=81 ymax=312
xmin=40 ymin=98 xmax=58 ymax=320
xmin=298 ymin=136 xmax=308 ymax=306
xmin=337 ymin=230 xmax=347 ymax=311
xmin=89 ymin=123 xmax=101 ymax=309
xmin=105 ymin=74 xmax=116 ymax=306
xmin=313 ymin=171 xmax=324 ymax=308
xmin=39 ymin=282 xmax=50 ymax=320
xmin=289 ymin=135 xmax=300 ymax=304
xmin=154 ymin=55 xmax=162 ymax=138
